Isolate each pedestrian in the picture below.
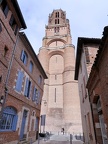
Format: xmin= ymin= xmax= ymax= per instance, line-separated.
xmin=61 ymin=128 xmax=64 ymax=135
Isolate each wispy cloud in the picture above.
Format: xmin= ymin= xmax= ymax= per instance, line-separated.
xmin=18 ymin=0 xmax=108 ymax=54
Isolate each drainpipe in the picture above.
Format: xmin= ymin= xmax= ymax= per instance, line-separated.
xmin=0 ymin=29 xmax=23 ymax=122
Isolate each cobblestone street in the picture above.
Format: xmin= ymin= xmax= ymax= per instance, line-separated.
xmin=33 ymin=134 xmax=84 ymax=144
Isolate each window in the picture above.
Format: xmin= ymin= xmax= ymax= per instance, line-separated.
xmin=56 ymin=41 xmax=57 ymax=46
xmin=83 ymin=76 xmax=87 ymax=98
xmin=9 ymin=14 xmax=18 ymax=35
xmin=96 ymin=98 xmax=108 ymax=143
xmin=0 ymin=106 xmax=18 ymax=131
xmin=32 ymin=87 xmax=38 ymax=101
xmin=55 ymin=75 xmax=57 ymax=80
xmin=9 ymin=15 xmax=15 ymax=28
xmin=4 ymin=46 xmax=8 ymax=57
xmin=58 ymin=19 xmax=59 ymax=24
xmin=81 ymin=84 xmax=84 ymax=102
xmin=15 ymin=71 xmax=24 ymax=92
xmin=38 ymin=75 xmax=42 ymax=85
xmin=55 ymin=12 xmax=57 ymax=18
xmin=55 ymin=19 xmax=57 ymax=24
xmin=41 ymin=115 xmax=46 ymax=126
xmin=1 ymin=0 xmax=9 ymax=17
xmin=55 ymin=12 xmax=59 ymax=18
xmin=29 ymin=61 xmax=33 ymax=73
xmin=55 ymin=88 xmax=56 ymax=102
xmin=24 ymin=78 xmax=31 ymax=98
xmin=54 ymin=27 xmax=59 ymax=33
xmin=85 ymin=47 xmax=90 ymax=63
xmin=35 ymin=117 xmax=39 ymax=130
xmin=0 ymin=23 xmax=2 ymax=33
xmin=57 ymin=27 xmax=59 ymax=32
xmin=20 ymin=50 xmax=28 ymax=65
xmin=55 ymin=19 xmax=59 ymax=24
xmin=36 ymin=91 xmax=40 ymax=104
xmin=58 ymin=12 xmax=59 ymax=17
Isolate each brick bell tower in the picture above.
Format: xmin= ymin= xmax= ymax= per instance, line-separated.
xmin=38 ymin=9 xmax=82 ymax=133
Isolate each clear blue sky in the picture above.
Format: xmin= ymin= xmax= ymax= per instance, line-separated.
xmin=18 ymin=0 xmax=108 ymax=54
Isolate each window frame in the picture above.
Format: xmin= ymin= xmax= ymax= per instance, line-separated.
xmin=0 ymin=107 xmax=18 ymax=131
xmin=29 ymin=61 xmax=33 ymax=73
xmin=20 ymin=50 xmax=28 ymax=65
xmin=15 ymin=70 xmax=24 ymax=92
xmin=32 ymin=86 xmax=38 ymax=102
xmin=24 ymin=78 xmax=31 ymax=98
xmin=1 ymin=0 xmax=9 ymax=17
xmin=38 ymin=75 xmax=42 ymax=85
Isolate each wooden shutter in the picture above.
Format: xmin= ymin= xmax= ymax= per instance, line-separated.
xmin=36 ymin=90 xmax=38 ymax=104
xmin=20 ymin=50 xmax=24 ymax=61
xmin=32 ymin=87 xmax=36 ymax=101
xmin=15 ymin=71 xmax=24 ymax=92
xmin=28 ymin=81 xmax=31 ymax=98
xmin=24 ymin=78 xmax=29 ymax=96
xmin=35 ymin=117 xmax=39 ymax=130
xmin=41 ymin=115 xmax=46 ymax=126
xmin=29 ymin=61 xmax=33 ymax=72
xmin=12 ymin=115 xmax=18 ymax=131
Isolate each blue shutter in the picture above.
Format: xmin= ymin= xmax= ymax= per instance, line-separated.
xmin=41 ymin=115 xmax=46 ymax=126
xmin=24 ymin=54 xmax=27 ymax=65
xmin=32 ymin=87 xmax=36 ymax=101
xmin=36 ymin=90 xmax=38 ymax=104
xmin=24 ymin=78 xmax=29 ymax=96
xmin=12 ymin=115 xmax=18 ymax=131
xmin=35 ymin=117 xmax=39 ymax=130
xmin=38 ymin=91 xmax=41 ymax=104
xmin=28 ymin=82 xmax=32 ymax=98
xmin=15 ymin=71 xmax=24 ymax=92
xmin=20 ymin=50 xmax=24 ymax=61
xmin=29 ymin=61 xmax=33 ymax=72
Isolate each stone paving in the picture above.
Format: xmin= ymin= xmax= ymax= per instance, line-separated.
xmin=33 ymin=134 xmax=84 ymax=144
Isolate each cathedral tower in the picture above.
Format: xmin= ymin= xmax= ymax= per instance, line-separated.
xmin=38 ymin=9 xmax=82 ymax=133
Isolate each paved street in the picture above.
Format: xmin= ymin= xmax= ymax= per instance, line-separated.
xmin=33 ymin=134 xmax=84 ymax=144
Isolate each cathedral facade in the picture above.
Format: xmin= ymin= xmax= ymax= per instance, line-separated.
xmin=38 ymin=9 xmax=82 ymax=134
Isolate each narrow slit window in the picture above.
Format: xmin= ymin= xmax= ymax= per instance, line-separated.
xmin=58 ymin=12 xmax=59 ymax=17
xmin=56 ymin=57 xmax=57 ymax=63
xmin=55 ymin=88 xmax=56 ymax=102
xmin=55 ymin=75 xmax=57 ymax=80
xmin=58 ymin=19 xmax=59 ymax=24
xmin=55 ymin=19 xmax=57 ymax=24
xmin=56 ymin=41 xmax=57 ymax=46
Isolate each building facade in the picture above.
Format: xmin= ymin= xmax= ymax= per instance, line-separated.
xmin=75 ymin=37 xmax=101 ymax=144
xmin=0 ymin=1 xmax=47 ymax=144
xmin=87 ymin=26 xmax=108 ymax=144
xmin=38 ymin=9 xmax=82 ymax=134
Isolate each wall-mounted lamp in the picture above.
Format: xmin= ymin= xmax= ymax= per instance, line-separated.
xmin=42 ymin=100 xmax=47 ymax=106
